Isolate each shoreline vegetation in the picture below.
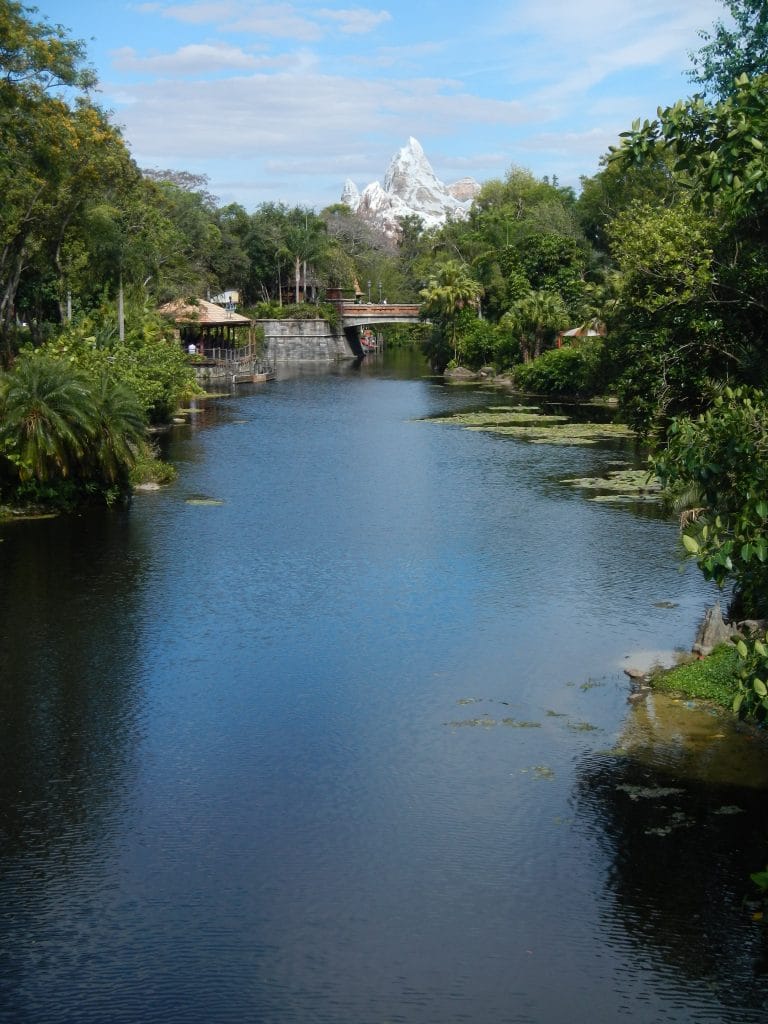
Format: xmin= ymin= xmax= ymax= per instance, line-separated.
xmin=2 ymin=1 xmax=767 ymax=726
xmin=426 ymin=389 xmax=767 ymax=726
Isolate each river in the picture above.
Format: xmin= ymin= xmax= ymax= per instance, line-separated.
xmin=1 ymin=350 xmax=766 ymax=1023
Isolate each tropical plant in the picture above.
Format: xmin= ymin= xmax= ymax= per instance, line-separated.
xmin=501 ymin=289 xmax=569 ymax=363
xmin=511 ymin=339 xmax=607 ymax=397
xmin=0 ymin=350 xmax=95 ymax=483
xmin=419 ymin=259 xmax=483 ymax=363
xmin=86 ymin=371 xmax=146 ymax=485
xmin=653 ymin=385 xmax=768 ymax=621
xmin=732 ymin=629 xmax=768 ymax=721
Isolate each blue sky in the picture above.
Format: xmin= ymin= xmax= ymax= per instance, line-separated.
xmin=36 ymin=0 xmax=725 ymax=211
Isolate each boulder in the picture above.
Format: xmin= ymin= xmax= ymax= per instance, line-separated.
xmin=444 ymin=365 xmax=477 ymax=379
xmin=736 ymin=619 xmax=768 ymax=638
xmin=692 ymin=603 xmax=736 ymax=656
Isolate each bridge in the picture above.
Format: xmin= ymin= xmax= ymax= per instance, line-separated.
xmin=339 ymin=302 xmax=422 ymax=328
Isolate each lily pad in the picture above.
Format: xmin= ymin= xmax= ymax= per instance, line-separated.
xmin=562 ymin=467 xmax=662 ymax=500
xmin=520 ymin=765 xmax=555 ymax=780
xmin=185 ymin=496 xmax=225 ymax=506
xmin=445 ymin=717 xmax=497 ymax=727
xmin=473 ymin=421 xmax=635 ymax=445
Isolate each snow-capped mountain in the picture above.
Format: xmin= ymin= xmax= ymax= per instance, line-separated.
xmin=340 ymin=138 xmax=480 ymax=236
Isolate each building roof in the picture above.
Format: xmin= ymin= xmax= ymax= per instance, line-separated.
xmin=157 ymin=298 xmax=251 ymax=326
xmin=561 ymin=326 xmax=602 ymax=337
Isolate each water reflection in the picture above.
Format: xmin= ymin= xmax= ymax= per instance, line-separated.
xmin=0 ymin=509 xmax=148 ymax=854
xmin=575 ymin=695 xmax=768 ymax=1014
xmin=0 ymin=355 xmax=765 ymax=1023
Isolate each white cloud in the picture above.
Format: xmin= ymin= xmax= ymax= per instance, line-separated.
xmin=315 ymin=8 xmax=392 ymax=34
xmin=112 ymin=43 xmax=261 ymax=75
xmin=150 ymin=1 xmax=239 ymax=25
xmin=226 ymin=5 xmax=323 ymax=40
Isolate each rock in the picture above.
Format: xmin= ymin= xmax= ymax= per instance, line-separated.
xmin=444 ymin=365 xmax=477 ymax=379
xmin=624 ymin=667 xmax=647 ymax=680
xmin=736 ymin=619 xmax=768 ymax=638
xmin=692 ymin=603 xmax=736 ymax=656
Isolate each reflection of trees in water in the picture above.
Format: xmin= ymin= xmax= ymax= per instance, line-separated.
xmin=573 ymin=702 xmax=768 ymax=1011
xmin=0 ymin=507 xmax=148 ymax=860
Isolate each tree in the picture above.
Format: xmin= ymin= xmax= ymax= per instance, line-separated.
xmin=0 ymin=1 xmax=102 ymax=359
xmin=654 ymin=385 xmax=768 ymax=624
xmin=608 ymin=74 xmax=768 ymax=428
xmin=501 ymin=289 xmax=569 ymax=363
xmin=0 ymin=350 xmax=94 ymax=483
xmin=688 ymin=0 xmax=768 ymax=99
xmin=86 ymin=370 xmax=146 ymax=486
xmin=419 ymin=260 xmax=483 ymax=363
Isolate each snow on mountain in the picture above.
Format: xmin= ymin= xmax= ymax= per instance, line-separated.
xmin=341 ymin=138 xmax=480 ymax=236
xmin=340 ymin=179 xmax=360 ymax=209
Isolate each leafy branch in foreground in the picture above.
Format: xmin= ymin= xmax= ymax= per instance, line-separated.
xmin=653 ymin=385 xmax=768 ymax=718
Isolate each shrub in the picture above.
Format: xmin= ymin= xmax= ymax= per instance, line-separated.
xmin=511 ymin=339 xmax=607 ymax=396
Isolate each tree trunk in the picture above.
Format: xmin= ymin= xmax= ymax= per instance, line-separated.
xmin=118 ymin=272 xmax=125 ymax=341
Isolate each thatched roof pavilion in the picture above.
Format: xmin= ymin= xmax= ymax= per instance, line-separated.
xmin=158 ymin=298 xmax=252 ymax=354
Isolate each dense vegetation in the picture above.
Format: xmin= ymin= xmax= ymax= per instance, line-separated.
xmin=1 ymin=0 xmax=767 ymax=713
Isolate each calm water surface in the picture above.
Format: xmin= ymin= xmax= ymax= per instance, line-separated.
xmin=1 ymin=351 xmax=766 ymax=1024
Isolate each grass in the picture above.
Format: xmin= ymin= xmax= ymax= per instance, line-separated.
xmin=650 ymin=643 xmax=740 ymax=709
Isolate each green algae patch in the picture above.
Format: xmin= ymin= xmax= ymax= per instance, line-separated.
xmin=0 ymin=507 xmax=59 ymax=522
xmin=423 ymin=404 xmax=636 ymax=446
xmin=566 ymin=720 xmax=601 ymax=732
xmin=445 ymin=715 xmax=541 ymax=728
xmin=562 ymin=467 xmax=661 ymax=501
xmin=429 ymin=409 xmax=568 ymax=428
xmin=185 ymin=496 xmax=225 ymax=506
xmin=489 ymin=421 xmax=635 ymax=445
xmin=445 ymin=716 xmax=498 ymax=727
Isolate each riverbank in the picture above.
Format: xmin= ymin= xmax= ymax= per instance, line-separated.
xmin=650 ymin=643 xmax=740 ymax=708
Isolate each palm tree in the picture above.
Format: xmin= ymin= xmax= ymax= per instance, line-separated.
xmin=502 ymin=289 xmax=569 ymax=363
xmin=0 ymin=352 xmax=96 ymax=482
xmin=87 ymin=371 xmax=146 ymax=484
xmin=420 ymin=260 xmax=483 ymax=362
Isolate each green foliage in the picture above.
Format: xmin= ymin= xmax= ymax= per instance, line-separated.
xmin=688 ymin=0 xmax=768 ymax=100
xmin=129 ymin=439 xmax=177 ymax=487
xmin=48 ymin=304 xmax=198 ymax=424
xmin=654 ymin=385 xmax=768 ymax=618
xmin=732 ymin=630 xmax=768 ymax=721
xmin=420 ymin=260 xmax=483 ymax=363
xmin=605 ymin=76 xmax=768 ymax=431
xmin=247 ymin=301 xmax=340 ymax=329
xmin=0 ymin=349 xmax=95 ymax=482
xmin=651 ymin=643 xmax=740 ymax=708
xmin=511 ymin=339 xmax=608 ymax=397
xmin=455 ymin=316 xmax=499 ymax=368
xmin=609 ymin=200 xmax=714 ymax=313
xmin=500 ymin=289 xmax=569 ymax=363
xmin=0 ymin=342 xmax=169 ymax=506
xmin=613 ymin=74 xmax=768 ymax=220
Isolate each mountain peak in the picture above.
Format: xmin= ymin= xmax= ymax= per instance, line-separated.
xmin=340 ymin=138 xmax=480 ymax=236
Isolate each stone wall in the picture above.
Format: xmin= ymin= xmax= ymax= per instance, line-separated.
xmin=256 ymin=319 xmax=354 ymax=362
